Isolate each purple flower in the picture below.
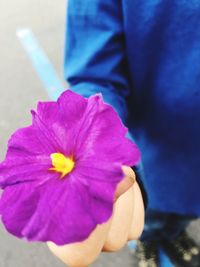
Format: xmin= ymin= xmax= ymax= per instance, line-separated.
xmin=0 ymin=90 xmax=140 ymax=245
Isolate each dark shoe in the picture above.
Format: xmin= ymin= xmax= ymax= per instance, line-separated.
xmin=161 ymin=230 xmax=200 ymax=267
xmin=134 ymin=240 xmax=160 ymax=267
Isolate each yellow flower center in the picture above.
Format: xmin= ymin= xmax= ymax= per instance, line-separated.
xmin=49 ymin=153 xmax=75 ymax=178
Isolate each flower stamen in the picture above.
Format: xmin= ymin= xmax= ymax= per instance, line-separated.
xmin=49 ymin=153 xmax=75 ymax=178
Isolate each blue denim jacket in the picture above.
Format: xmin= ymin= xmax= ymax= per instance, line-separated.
xmin=64 ymin=0 xmax=200 ymax=216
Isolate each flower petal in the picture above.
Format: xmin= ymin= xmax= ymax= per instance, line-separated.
xmin=71 ymin=160 xmax=124 ymax=223
xmin=0 ymin=158 xmax=53 ymax=188
xmin=0 ymin=175 xmax=109 ymax=245
xmin=21 ymin=179 xmax=98 ymax=244
xmin=0 ymin=90 xmax=141 ymax=245
xmin=0 ymin=182 xmax=41 ymax=238
xmin=0 ymin=162 xmax=120 ymax=245
xmin=71 ymin=94 xmax=141 ymax=165
xmin=6 ymin=125 xmax=54 ymax=160
xmin=57 ymin=89 xmax=88 ymax=128
xmin=35 ymin=90 xmax=88 ymax=155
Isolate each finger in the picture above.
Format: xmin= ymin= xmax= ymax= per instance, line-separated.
xmin=103 ymin=185 xmax=134 ymax=252
xmin=47 ymin=217 xmax=113 ymax=267
xmin=128 ymin=182 xmax=145 ymax=240
xmin=114 ymin=166 xmax=136 ymax=200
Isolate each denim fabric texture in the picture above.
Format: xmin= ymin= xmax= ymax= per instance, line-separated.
xmin=64 ymin=0 xmax=200 ymax=216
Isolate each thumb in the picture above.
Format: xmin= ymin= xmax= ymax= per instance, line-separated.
xmin=114 ymin=166 xmax=136 ymax=200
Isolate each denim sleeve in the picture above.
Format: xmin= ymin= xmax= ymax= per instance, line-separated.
xmin=64 ymin=0 xmax=130 ymax=124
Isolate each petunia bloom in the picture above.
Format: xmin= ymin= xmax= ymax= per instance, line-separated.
xmin=0 ymin=90 xmax=140 ymax=245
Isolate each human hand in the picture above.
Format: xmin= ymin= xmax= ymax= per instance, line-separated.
xmin=47 ymin=166 xmax=144 ymax=267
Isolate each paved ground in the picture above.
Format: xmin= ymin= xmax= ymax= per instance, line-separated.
xmin=0 ymin=1 xmax=199 ymax=266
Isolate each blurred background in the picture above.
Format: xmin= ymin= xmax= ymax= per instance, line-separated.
xmin=0 ymin=1 xmax=199 ymax=266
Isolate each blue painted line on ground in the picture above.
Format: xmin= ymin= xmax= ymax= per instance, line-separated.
xmin=16 ymin=28 xmax=65 ymax=100
xmin=127 ymin=240 xmax=137 ymax=251
xmin=159 ymin=249 xmax=174 ymax=267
